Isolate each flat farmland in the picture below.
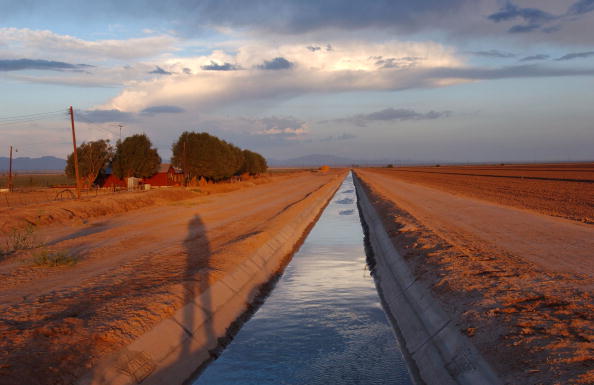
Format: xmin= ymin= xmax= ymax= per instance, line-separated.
xmin=356 ymin=166 xmax=594 ymax=384
xmin=372 ymin=163 xmax=594 ymax=223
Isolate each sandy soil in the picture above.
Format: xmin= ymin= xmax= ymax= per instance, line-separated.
xmin=0 ymin=170 xmax=344 ymax=385
xmin=355 ymin=168 xmax=593 ymax=385
xmin=378 ymin=163 xmax=594 ymax=224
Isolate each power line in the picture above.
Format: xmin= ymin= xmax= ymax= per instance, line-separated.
xmin=0 ymin=109 xmax=66 ymax=122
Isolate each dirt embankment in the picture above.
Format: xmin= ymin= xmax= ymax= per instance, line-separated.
xmin=0 ymin=173 xmax=300 ymax=234
xmin=375 ymin=163 xmax=594 ymax=224
xmin=0 ymin=170 xmax=345 ymax=385
xmin=355 ymin=168 xmax=593 ymax=385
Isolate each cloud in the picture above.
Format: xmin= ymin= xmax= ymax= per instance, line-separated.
xmin=508 ymin=24 xmax=541 ymax=33
xmin=0 ymin=58 xmax=92 ymax=71
xmin=488 ymin=2 xmax=556 ymax=24
xmin=325 ymin=108 xmax=451 ymax=127
xmin=0 ymin=28 xmax=176 ymax=61
xmin=140 ymin=105 xmax=185 ymax=115
xmin=201 ymin=61 xmax=241 ymax=71
xmin=256 ymin=57 xmax=294 ymax=70
xmin=307 ymin=46 xmax=321 ymax=52
xmin=373 ymin=56 xmax=422 ymax=69
xmin=467 ymin=50 xmax=515 ymax=58
xmin=149 ymin=66 xmax=172 ymax=75
xmin=555 ymin=51 xmax=594 ymax=61
xmin=568 ymin=0 xmax=594 ymax=16
xmin=76 ymin=109 xmax=135 ymax=123
xmin=519 ymin=54 xmax=550 ymax=62
xmin=320 ymin=133 xmax=357 ymax=142
xmin=252 ymin=117 xmax=307 ymax=137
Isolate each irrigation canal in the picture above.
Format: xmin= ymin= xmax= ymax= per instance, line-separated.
xmin=193 ymin=172 xmax=413 ymax=385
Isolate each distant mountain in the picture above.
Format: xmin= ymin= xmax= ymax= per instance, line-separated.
xmin=267 ymin=154 xmax=416 ymax=167
xmin=0 ymin=156 xmax=66 ymax=172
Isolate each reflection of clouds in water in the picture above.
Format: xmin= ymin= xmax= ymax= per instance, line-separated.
xmin=339 ymin=210 xmax=354 ymax=216
xmin=336 ymin=198 xmax=354 ymax=204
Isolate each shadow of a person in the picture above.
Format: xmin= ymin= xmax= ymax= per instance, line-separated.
xmin=178 ymin=215 xmax=217 ymax=382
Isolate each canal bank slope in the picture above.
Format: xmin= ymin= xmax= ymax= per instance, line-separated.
xmin=354 ymin=169 xmax=593 ymax=385
xmin=0 ymin=170 xmax=345 ymax=385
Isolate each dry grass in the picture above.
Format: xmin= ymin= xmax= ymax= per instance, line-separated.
xmin=32 ymin=248 xmax=77 ymax=267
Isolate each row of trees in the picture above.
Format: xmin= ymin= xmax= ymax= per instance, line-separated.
xmin=65 ymin=132 xmax=267 ymax=186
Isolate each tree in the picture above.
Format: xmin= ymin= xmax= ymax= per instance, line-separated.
xmin=241 ymin=150 xmax=268 ymax=175
xmin=171 ymin=132 xmax=236 ymax=181
xmin=111 ymin=134 xmax=161 ymax=179
xmin=65 ymin=139 xmax=112 ymax=187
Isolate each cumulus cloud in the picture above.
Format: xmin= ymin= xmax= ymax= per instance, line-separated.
xmin=555 ymin=51 xmax=594 ymax=61
xmin=97 ymin=39 xmax=594 ymax=115
xmin=102 ymin=40 xmax=462 ymax=112
xmin=328 ymin=108 xmax=451 ymax=127
xmin=0 ymin=58 xmax=92 ymax=71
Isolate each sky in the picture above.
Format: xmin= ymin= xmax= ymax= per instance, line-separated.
xmin=0 ymin=0 xmax=593 ymax=163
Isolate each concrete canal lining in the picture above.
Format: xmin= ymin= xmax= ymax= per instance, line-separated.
xmin=77 ymin=175 xmax=343 ymax=385
xmin=353 ymin=172 xmax=502 ymax=385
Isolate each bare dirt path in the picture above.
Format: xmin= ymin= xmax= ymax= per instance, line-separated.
xmin=357 ymin=169 xmax=594 ymax=278
xmin=356 ymin=168 xmax=593 ymax=385
xmin=0 ymin=171 xmax=344 ymax=385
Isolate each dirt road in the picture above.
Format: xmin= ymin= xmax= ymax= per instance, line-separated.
xmin=355 ymin=168 xmax=593 ymax=385
xmin=0 ymin=170 xmax=344 ymax=385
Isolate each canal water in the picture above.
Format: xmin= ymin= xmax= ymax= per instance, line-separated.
xmin=193 ymin=172 xmax=413 ymax=385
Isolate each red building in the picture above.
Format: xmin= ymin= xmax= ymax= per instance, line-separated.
xmin=96 ymin=164 xmax=183 ymax=188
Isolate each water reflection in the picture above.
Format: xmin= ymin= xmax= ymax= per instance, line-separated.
xmin=193 ymin=172 xmax=412 ymax=385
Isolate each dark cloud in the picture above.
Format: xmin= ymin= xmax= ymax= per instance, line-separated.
xmin=201 ymin=61 xmax=241 ymax=71
xmin=467 ymin=50 xmax=515 ymax=58
xmin=487 ymin=2 xmax=559 ymax=34
xmin=488 ymin=2 xmax=556 ymax=24
xmin=568 ymin=0 xmax=594 ymax=16
xmin=328 ymin=108 xmax=451 ymax=127
xmin=555 ymin=51 xmax=594 ymax=61
xmin=182 ymin=67 xmax=192 ymax=74
xmin=256 ymin=57 xmax=294 ymax=70
xmin=141 ymin=105 xmax=185 ymax=115
xmin=373 ymin=56 xmax=421 ymax=69
xmin=508 ymin=24 xmax=541 ymax=33
xmin=0 ymin=58 xmax=92 ymax=72
xmin=76 ymin=109 xmax=134 ymax=123
xmin=149 ymin=66 xmax=171 ymax=75
xmin=519 ymin=54 xmax=550 ymax=62
xmin=306 ymin=45 xmax=321 ymax=52
xmin=425 ymin=65 xmax=594 ymax=81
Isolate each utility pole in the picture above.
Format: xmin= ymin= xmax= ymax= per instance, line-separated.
xmin=8 ymin=145 xmax=13 ymax=192
xmin=115 ymin=123 xmax=124 ymax=142
xmin=69 ymin=106 xmax=81 ymax=199
xmin=183 ymin=140 xmax=187 ymax=186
